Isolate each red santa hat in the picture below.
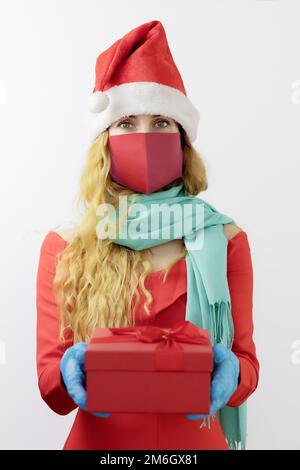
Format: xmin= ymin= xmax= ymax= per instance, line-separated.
xmin=86 ymin=20 xmax=200 ymax=143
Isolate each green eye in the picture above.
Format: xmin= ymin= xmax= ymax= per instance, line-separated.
xmin=155 ymin=119 xmax=170 ymax=128
xmin=118 ymin=120 xmax=133 ymax=129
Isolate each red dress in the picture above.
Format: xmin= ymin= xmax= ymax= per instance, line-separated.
xmin=36 ymin=230 xmax=259 ymax=450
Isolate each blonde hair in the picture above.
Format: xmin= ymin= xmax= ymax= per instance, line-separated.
xmin=53 ymin=125 xmax=208 ymax=343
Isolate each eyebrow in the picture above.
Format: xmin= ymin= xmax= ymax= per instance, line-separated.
xmin=121 ymin=115 xmax=164 ymax=119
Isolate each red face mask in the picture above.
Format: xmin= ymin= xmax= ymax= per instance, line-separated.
xmin=108 ymin=132 xmax=183 ymax=194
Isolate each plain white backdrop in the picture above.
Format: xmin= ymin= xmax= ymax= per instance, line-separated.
xmin=0 ymin=0 xmax=300 ymax=450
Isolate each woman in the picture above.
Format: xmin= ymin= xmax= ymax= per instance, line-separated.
xmin=36 ymin=20 xmax=259 ymax=450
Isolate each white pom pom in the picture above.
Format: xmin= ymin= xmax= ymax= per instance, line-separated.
xmin=88 ymin=91 xmax=109 ymax=113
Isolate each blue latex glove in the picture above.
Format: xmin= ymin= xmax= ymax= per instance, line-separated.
xmin=60 ymin=341 xmax=111 ymax=418
xmin=185 ymin=343 xmax=240 ymax=421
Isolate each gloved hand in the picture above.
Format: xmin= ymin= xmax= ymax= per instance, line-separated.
xmin=60 ymin=342 xmax=111 ymax=418
xmin=185 ymin=343 xmax=240 ymax=421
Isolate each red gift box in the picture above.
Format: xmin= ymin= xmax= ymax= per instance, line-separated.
xmin=85 ymin=320 xmax=213 ymax=414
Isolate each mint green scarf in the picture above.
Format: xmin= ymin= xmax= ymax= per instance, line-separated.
xmin=107 ymin=183 xmax=247 ymax=450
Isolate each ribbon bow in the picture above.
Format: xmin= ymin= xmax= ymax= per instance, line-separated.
xmin=109 ymin=319 xmax=210 ymax=345
xmin=108 ymin=320 xmax=210 ymax=372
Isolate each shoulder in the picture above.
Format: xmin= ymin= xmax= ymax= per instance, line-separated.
xmin=52 ymin=223 xmax=77 ymax=243
xmin=223 ymin=223 xmax=244 ymax=241
xmin=40 ymin=223 xmax=75 ymax=256
xmin=225 ymin=224 xmax=252 ymax=271
xmin=37 ymin=230 xmax=68 ymax=277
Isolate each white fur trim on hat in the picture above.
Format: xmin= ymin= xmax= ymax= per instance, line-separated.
xmin=85 ymin=82 xmax=200 ymax=142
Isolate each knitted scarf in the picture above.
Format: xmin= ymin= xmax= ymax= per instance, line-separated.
xmin=105 ymin=183 xmax=247 ymax=450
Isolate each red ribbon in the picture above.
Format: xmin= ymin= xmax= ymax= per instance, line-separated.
xmin=106 ymin=320 xmax=210 ymax=371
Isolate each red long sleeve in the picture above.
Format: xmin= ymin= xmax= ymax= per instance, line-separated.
xmin=36 ymin=231 xmax=77 ymax=415
xmin=225 ymin=231 xmax=260 ymax=407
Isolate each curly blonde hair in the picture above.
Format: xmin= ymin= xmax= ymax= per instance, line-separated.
xmin=53 ymin=125 xmax=208 ymax=343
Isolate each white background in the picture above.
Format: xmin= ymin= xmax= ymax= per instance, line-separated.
xmin=0 ymin=0 xmax=299 ymax=450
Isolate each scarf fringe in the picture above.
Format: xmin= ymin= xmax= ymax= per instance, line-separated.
xmin=198 ymin=415 xmax=245 ymax=451
xmin=208 ymin=300 xmax=233 ymax=348
xmin=226 ymin=438 xmax=246 ymax=450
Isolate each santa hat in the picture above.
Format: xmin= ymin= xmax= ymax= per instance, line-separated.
xmin=86 ymin=20 xmax=200 ymax=143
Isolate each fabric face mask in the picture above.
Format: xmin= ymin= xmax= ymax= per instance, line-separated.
xmin=108 ymin=132 xmax=183 ymax=194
